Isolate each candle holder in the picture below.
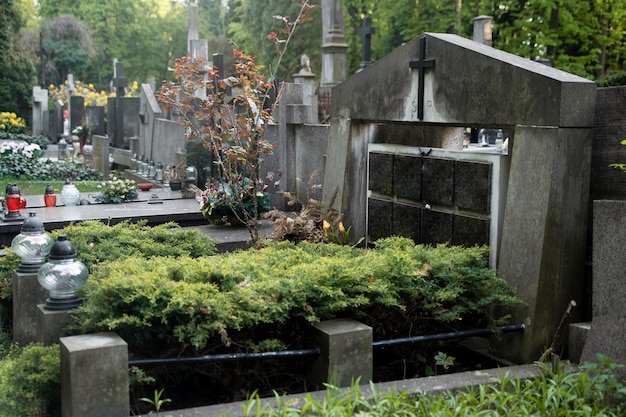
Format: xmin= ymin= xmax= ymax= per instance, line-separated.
xmin=11 ymin=212 xmax=54 ymax=273
xmin=37 ymin=235 xmax=89 ymax=311
xmin=2 ymin=184 xmax=26 ymax=222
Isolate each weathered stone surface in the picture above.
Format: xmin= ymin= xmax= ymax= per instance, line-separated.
xmin=308 ymin=318 xmax=372 ymax=389
xmin=367 ymin=198 xmax=393 ymax=241
xmin=37 ymin=305 xmax=69 ymax=346
xmin=392 ymin=203 xmax=421 ymax=241
xmin=592 ymin=200 xmax=626 ymax=318
xmin=422 ymin=158 xmax=454 ymax=206
xmin=323 ymin=32 xmax=595 ymax=364
xmin=393 ymin=155 xmax=421 ymax=201
xmin=13 ymin=271 xmax=48 ymax=346
xmin=568 ymin=322 xmax=591 ymax=364
xmin=580 ymin=312 xmax=626 ymax=380
xmin=452 ymin=215 xmax=489 ymax=247
xmin=368 ymin=153 xmax=394 ymax=195
xmin=421 ymin=209 xmax=452 ymax=244
xmin=455 ymin=161 xmax=491 ymax=212
xmin=61 ymin=332 xmax=129 ymax=417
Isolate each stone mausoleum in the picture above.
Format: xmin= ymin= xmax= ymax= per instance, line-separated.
xmin=323 ymin=32 xmax=597 ymax=363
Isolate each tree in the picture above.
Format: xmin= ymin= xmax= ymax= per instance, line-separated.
xmin=228 ymin=0 xmax=322 ymax=82
xmin=0 ymin=0 xmax=36 ymax=118
xmin=35 ymin=15 xmax=97 ymax=87
xmin=38 ymin=0 xmax=189 ymax=88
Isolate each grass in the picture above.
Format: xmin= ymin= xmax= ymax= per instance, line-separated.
xmin=1 ymin=178 xmax=102 ymax=196
xmin=232 ymin=357 xmax=626 ymax=416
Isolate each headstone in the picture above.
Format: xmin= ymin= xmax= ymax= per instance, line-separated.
xmin=32 ymin=86 xmax=48 ymax=135
xmin=92 ymin=135 xmax=110 ymax=177
xmin=85 ymin=106 xmax=105 ymax=137
xmin=69 ymin=95 xmax=85 ymax=133
xmin=138 ymin=83 xmax=185 ymax=170
xmin=356 ymin=17 xmax=375 ymax=73
xmin=580 ymin=311 xmax=626 ymax=379
xmin=108 ymin=62 xmax=140 ymax=150
xmin=50 ymin=99 xmax=65 ymax=143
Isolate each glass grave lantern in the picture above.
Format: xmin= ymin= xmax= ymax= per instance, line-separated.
xmin=2 ymin=183 xmax=27 ymax=222
xmin=11 ymin=212 xmax=54 ymax=273
xmin=37 ymin=235 xmax=89 ymax=311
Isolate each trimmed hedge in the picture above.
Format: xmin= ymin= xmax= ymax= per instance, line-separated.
xmin=67 ymin=237 xmax=523 ymax=356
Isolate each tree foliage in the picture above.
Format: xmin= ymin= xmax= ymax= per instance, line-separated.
xmin=6 ymin=0 xmax=626 ymax=125
xmin=0 ymin=0 xmax=36 ymax=116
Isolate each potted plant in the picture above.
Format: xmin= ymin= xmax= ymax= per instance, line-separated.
xmin=156 ymin=1 xmax=315 ymax=242
xmin=165 ymin=164 xmax=186 ymax=190
xmin=193 ymin=177 xmax=270 ymax=225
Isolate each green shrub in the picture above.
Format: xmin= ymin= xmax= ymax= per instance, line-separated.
xmin=0 ymin=132 xmax=50 ymax=149
xmin=0 ymin=220 xmax=217 ymax=324
xmin=67 ymin=237 xmax=523 ymax=356
xmin=0 ymin=343 xmax=60 ymax=417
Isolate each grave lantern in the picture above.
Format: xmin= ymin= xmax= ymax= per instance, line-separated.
xmin=37 ymin=235 xmax=89 ymax=311
xmin=3 ymin=183 xmax=26 ymax=221
xmin=57 ymin=137 xmax=67 ymax=161
xmin=11 ymin=212 xmax=54 ymax=273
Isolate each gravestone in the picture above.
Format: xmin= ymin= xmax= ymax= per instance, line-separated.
xmin=356 ymin=17 xmax=375 ymax=73
xmin=69 ymin=96 xmax=85 ymax=133
xmin=138 ymin=83 xmax=186 ymax=171
xmin=85 ymin=106 xmax=106 ymax=138
xmin=108 ymin=61 xmax=140 ymax=150
xmin=323 ymin=32 xmax=596 ymax=363
xmin=50 ymin=100 xmax=65 ymax=143
xmin=32 ymin=86 xmax=48 ymax=136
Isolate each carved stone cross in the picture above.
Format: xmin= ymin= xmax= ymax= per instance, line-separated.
xmin=408 ymin=36 xmax=435 ymax=120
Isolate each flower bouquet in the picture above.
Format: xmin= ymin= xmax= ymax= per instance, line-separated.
xmin=95 ymin=176 xmax=139 ymax=204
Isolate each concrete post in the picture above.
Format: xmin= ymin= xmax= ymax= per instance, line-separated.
xmin=37 ymin=305 xmax=70 ymax=345
xmin=307 ymin=318 xmax=372 ymax=388
xmin=60 ymin=333 xmax=129 ymax=417
xmin=12 ymin=270 xmax=48 ymax=346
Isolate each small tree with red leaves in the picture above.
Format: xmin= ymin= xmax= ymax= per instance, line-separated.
xmin=157 ymin=0 xmax=316 ymax=243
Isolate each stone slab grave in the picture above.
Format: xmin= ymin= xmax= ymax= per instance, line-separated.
xmin=323 ymin=32 xmax=596 ymax=363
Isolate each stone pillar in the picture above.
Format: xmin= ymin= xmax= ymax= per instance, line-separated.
xmin=12 ymin=270 xmax=48 ymax=346
xmin=37 ymin=305 xmax=70 ymax=345
xmin=61 ymin=333 xmax=129 ymax=417
xmin=473 ymin=15 xmax=493 ymax=46
xmin=575 ymin=201 xmax=626 ymax=374
xmin=308 ymin=318 xmax=372 ymax=388
xmin=293 ymin=55 xmax=317 ymax=123
xmin=319 ymin=0 xmax=348 ymax=121
xmin=496 ymin=126 xmax=592 ymax=363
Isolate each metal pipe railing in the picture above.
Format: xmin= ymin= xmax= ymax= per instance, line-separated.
xmin=128 ymin=324 xmax=525 ymax=367
xmin=129 ymin=348 xmax=320 ymax=367
xmin=372 ymin=323 xmax=525 ymax=348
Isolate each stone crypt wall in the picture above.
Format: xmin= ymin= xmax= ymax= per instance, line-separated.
xmin=323 ymin=32 xmax=597 ymax=363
